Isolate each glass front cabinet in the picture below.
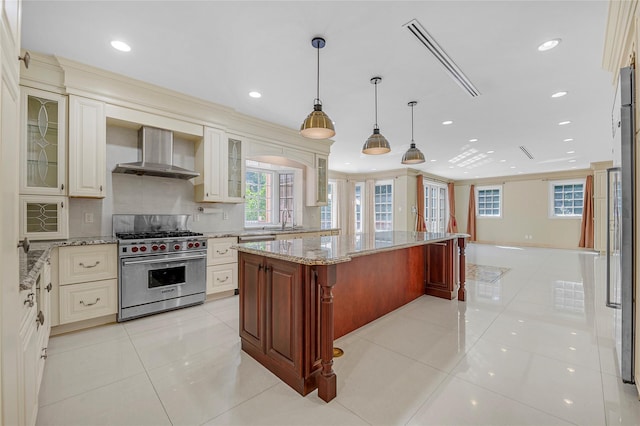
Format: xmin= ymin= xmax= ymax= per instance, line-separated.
xmin=226 ymin=136 xmax=245 ymax=202
xmin=306 ymin=154 xmax=328 ymax=206
xmin=19 ymin=195 xmax=68 ymax=240
xmin=20 ymin=87 xmax=67 ymax=195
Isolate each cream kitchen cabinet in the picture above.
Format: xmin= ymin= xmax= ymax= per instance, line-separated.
xmin=195 ymin=127 xmax=245 ymax=203
xmin=306 ymin=154 xmax=328 ymax=206
xmin=206 ymin=237 xmax=238 ymax=295
xmin=20 ymin=87 xmax=67 ymax=196
xmin=68 ymin=95 xmax=106 ymax=198
xmin=58 ymin=244 xmax=117 ymax=324
xmin=594 ymin=170 xmax=607 ymax=252
xmin=20 ymin=195 xmax=68 ymax=240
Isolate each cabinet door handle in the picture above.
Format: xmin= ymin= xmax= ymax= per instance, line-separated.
xmin=41 ymin=347 xmax=48 ymax=359
xmin=264 ymin=266 xmax=271 ymax=272
xmin=257 ymin=264 xmax=263 ymax=271
xmin=100 ymin=185 xmax=103 ymax=192
xmin=80 ymin=298 xmax=100 ymax=307
xmin=79 ymin=260 xmax=100 ymax=269
xmin=24 ymin=293 xmax=34 ymax=307
xmin=61 ymin=183 xmax=64 ymax=190
xmin=216 ymin=276 xmax=230 ymax=283
xmin=216 ymin=249 xmax=229 ymax=255
xmin=36 ymin=311 xmax=44 ymax=328
xmin=46 ymin=283 xmax=52 ymax=292
xmin=206 ymin=192 xmax=209 ymax=197
xmin=17 ymin=237 xmax=30 ymax=253
xmin=61 ymin=201 xmax=64 ymax=208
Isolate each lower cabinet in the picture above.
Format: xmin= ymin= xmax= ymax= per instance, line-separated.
xmin=425 ymin=239 xmax=459 ymax=299
xmin=239 ymin=253 xmax=311 ymax=392
xmin=206 ymin=237 xmax=238 ymax=295
xmin=57 ymin=244 xmax=118 ymax=325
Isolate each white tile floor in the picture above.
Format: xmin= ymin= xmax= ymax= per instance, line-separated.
xmin=37 ymin=244 xmax=640 ymax=425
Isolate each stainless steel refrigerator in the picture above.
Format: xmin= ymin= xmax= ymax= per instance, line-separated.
xmin=606 ymin=66 xmax=635 ymax=383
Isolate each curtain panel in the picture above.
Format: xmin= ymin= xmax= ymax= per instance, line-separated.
xmin=578 ymin=175 xmax=594 ymax=248
xmin=446 ymin=182 xmax=458 ymax=233
xmin=467 ymin=184 xmax=476 ymax=241
xmin=416 ymin=175 xmax=427 ymax=232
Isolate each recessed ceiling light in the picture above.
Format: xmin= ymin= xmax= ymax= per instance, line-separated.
xmin=344 ymin=162 xmax=351 ymax=165
xmin=510 ymin=166 xmax=516 ymax=169
xmin=464 ymin=171 xmax=469 ymax=174
xmin=449 ymin=166 xmax=454 ymax=169
xmin=110 ymin=40 xmax=131 ymax=52
xmin=568 ymin=159 xmax=577 ymax=163
xmin=430 ymin=159 xmax=437 ymax=162
xmin=518 ymin=171 xmax=523 ymax=174
xmin=469 ymin=138 xmax=478 ymax=142
xmin=538 ymin=38 xmax=561 ymax=51
xmin=566 ymin=150 xmax=575 ymax=154
xmin=442 ymin=120 xmax=453 ymax=125
xmin=487 ymin=150 xmax=495 ymax=154
xmin=558 ymin=121 xmax=571 ymax=126
xmin=249 ymin=91 xmax=262 ymax=98
xmin=563 ymin=138 xmax=574 ymax=142
xmin=500 ymin=159 xmax=506 ymax=162
xmin=551 ymin=91 xmax=568 ymax=98
xmin=372 ymin=168 xmax=377 ymax=171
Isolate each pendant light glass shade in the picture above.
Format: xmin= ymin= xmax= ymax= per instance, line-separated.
xmin=402 ymin=101 xmax=426 ymax=164
xmin=362 ymin=77 xmax=390 ymax=154
xmin=300 ymin=37 xmax=335 ymax=140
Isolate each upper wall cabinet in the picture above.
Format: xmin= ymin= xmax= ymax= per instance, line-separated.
xmin=20 ymin=87 xmax=67 ymax=196
xmin=68 ymin=96 xmax=106 ymax=198
xmin=195 ymin=127 xmax=245 ymax=203
xmin=306 ymin=154 xmax=328 ymax=206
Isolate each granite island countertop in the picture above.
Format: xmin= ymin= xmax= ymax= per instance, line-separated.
xmin=233 ymin=231 xmax=469 ymax=266
xmin=202 ymin=227 xmax=339 ymax=239
xmin=19 ymin=237 xmax=118 ymax=292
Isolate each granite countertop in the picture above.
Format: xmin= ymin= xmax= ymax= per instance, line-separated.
xmin=233 ymin=231 xmax=469 ymax=266
xmin=19 ymin=237 xmax=117 ymax=292
xmin=203 ymin=227 xmax=339 ymax=239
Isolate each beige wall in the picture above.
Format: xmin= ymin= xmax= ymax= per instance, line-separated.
xmin=455 ymin=170 xmax=592 ymax=249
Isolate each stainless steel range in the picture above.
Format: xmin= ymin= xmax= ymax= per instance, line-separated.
xmin=113 ymin=214 xmax=207 ymax=321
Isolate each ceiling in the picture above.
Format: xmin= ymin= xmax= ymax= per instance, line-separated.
xmin=21 ymin=0 xmax=615 ymax=180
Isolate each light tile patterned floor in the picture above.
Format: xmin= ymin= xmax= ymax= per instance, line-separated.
xmin=37 ymin=244 xmax=640 ymax=425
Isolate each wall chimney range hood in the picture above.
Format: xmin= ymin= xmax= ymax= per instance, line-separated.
xmin=112 ymin=126 xmax=199 ymax=180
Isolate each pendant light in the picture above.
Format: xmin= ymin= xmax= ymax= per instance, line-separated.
xmin=362 ymin=77 xmax=391 ymax=155
xmin=401 ymin=101 xmax=426 ymax=164
xmin=300 ymin=37 xmax=335 ymax=139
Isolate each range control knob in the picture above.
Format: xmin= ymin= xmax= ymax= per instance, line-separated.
xmin=188 ymin=242 xmax=194 ymax=248
xmin=159 ymin=244 xmax=167 ymax=251
xmin=152 ymin=245 xmax=159 ymax=251
xmin=140 ymin=246 xmax=147 ymax=252
xmin=131 ymin=246 xmax=139 ymax=253
xmin=174 ymin=244 xmax=181 ymax=251
xmin=194 ymin=242 xmax=200 ymax=248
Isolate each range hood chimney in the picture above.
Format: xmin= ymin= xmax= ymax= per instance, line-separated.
xmin=112 ymin=126 xmax=200 ymax=180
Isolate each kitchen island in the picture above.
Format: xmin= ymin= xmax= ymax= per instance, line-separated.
xmin=234 ymin=231 xmax=467 ymax=402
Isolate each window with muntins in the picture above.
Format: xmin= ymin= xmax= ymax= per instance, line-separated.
xmin=354 ymin=182 xmax=364 ymax=233
xmin=549 ymin=180 xmax=584 ymax=217
xmin=245 ymin=166 xmax=297 ymax=226
xmin=375 ymin=181 xmax=393 ymax=231
xmin=424 ymin=181 xmax=448 ymax=232
xmin=477 ymin=186 xmax=502 ymax=217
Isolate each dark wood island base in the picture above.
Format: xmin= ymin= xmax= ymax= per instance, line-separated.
xmin=237 ymin=232 xmax=467 ymax=402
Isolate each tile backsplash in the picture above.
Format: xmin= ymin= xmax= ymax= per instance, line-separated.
xmin=68 ymin=124 xmax=318 ymax=238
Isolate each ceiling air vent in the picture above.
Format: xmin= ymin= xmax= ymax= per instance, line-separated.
xmin=519 ymin=145 xmax=535 ymax=159
xmin=403 ymin=19 xmax=480 ymax=98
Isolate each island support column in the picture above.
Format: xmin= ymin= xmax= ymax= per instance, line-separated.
xmin=457 ymin=237 xmax=467 ymax=301
xmin=316 ymin=264 xmax=337 ymax=402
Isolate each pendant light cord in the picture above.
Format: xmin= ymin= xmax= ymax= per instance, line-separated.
xmin=316 ymin=45 xmax=320 ymax=103
xmin=411 ymin=103 xmax=415 ymax=142
xmin=374 ymin=80 xmax=379 ymax=129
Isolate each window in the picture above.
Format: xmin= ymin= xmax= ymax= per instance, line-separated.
xmin=374 ymin=180 xmax=393 ymax=231
xmin=354 ymin=182 xmax=364 ymax=233
xmin=245 ymin=164 xmax=299 ymax=227
xmin=549 ymin=180 xmax=584 ymax=217
xmin=477 ymin=185 xmax=502 ymax=217
xmin=320 ymin=181 xmax=337 ymax=229
xmin=423 ymin=181 xmax=448 ymax=232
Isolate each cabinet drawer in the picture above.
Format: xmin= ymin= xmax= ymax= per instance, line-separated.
xmin=59 ymin=279 xmax=117 ymax=324
xmin=59 ymin=244 xmax=117 ymax=285
xmin=207 ymin=263 xmax=238 ymax=294
xmin=207 ymin=237 xmax=238 ymax=265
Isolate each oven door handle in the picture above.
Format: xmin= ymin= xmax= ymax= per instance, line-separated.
xmin=122 ymin=254 xmax=206 ymax=266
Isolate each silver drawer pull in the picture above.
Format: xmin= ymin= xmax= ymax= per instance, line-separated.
xmin=41 ymin=347 xmax=48 ymax=360
xmin=24 ymin=293 xmax=34 ymax=307
xmin=79 ymin=261 xmax=100 ymax=269
xmin=216 ymin=249 xmax=229 ymax=255
xmin=80 ymin=298 xmax=100 ymax=307
xmin=216 ymin=276 xmax=229 ymax=283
